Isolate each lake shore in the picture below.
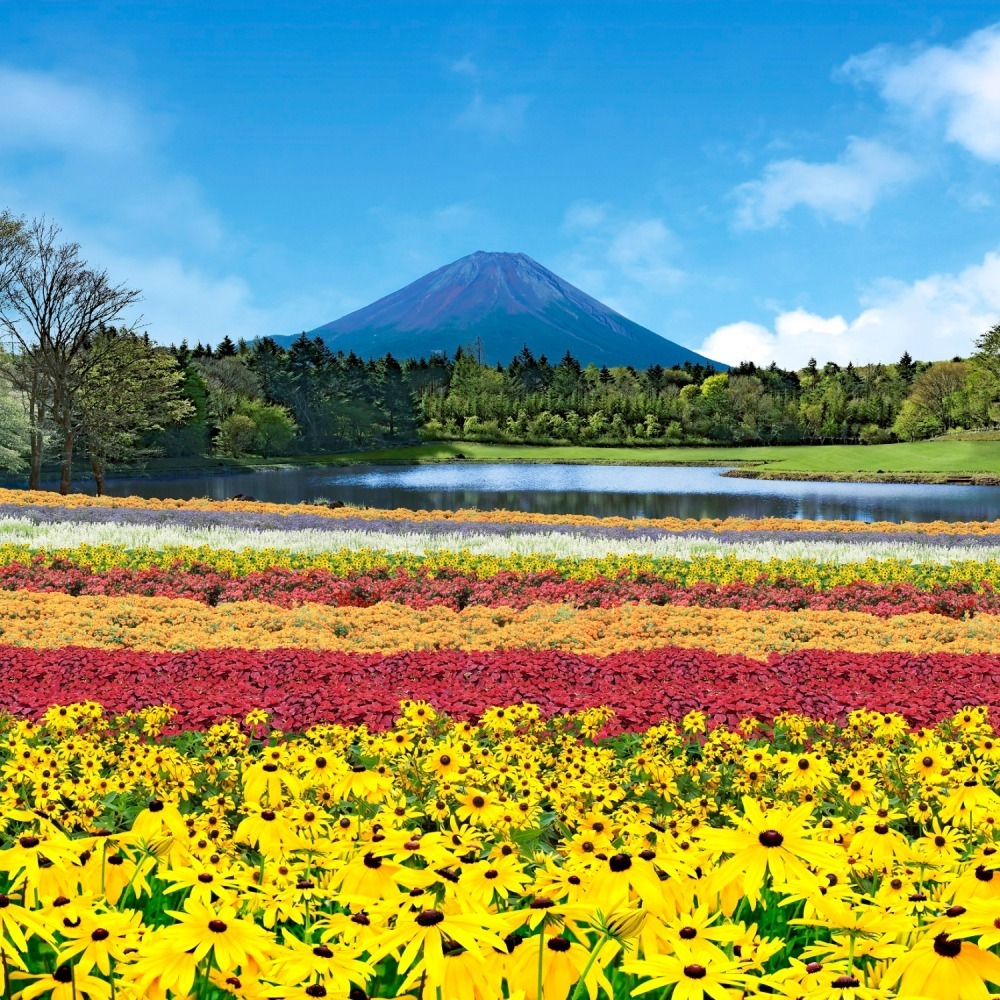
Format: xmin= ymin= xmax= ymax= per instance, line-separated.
xmin=6 ymin=438 xmax=1000 ymax=489
xmin=131 ymin=439 xmax=1000 ymax=487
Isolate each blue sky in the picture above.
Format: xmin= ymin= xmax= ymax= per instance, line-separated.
xmin=2 ymin=1 xmax=1000 ymax=367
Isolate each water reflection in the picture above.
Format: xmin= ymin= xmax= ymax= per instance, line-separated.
xmin=40 ymin=463 xmax=1000 ymax=524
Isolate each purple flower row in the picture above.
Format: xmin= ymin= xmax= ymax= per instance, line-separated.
xmin=2 ymin=502 xmax=999 ymax=550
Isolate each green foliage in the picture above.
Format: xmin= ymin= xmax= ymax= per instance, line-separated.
xmin=0 ymin=379 xmax=29 ymax=471
xmin=216 ymin=412 xmax=257 ymax=458
xmin=77 ymin=329 xmax=194 ymax=492
xmin=235 ymin=399 xmax=297 ymax=457
xmin=98 ymin=320 xmax=1000 ymax=458
xmin=892 ymin=400 xmax=942 ymax=442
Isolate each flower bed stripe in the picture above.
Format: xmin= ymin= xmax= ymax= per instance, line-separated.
xmin=3 ymin=542 xmax=1000 ymax=592
xmin=8 ymin=500 xmax=1000 ymax=550
xmin=2 ymin=558 xmax=999 ymax=617
xmin=2 ymin=590 xmax=1000 ymax=656
xmin=1 ymin=645 xmax=995 ymax=730
xmin=4 ymin=515 xmax=1000 ymax=564
xmin=4 ymin=486 xmax=999 ymax=535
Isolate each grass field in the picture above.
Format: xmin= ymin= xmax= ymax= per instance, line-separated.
xmin=318 ymin=440 xmax=1000 ymax=482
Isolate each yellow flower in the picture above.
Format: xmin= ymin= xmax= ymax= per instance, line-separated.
xmin=884 ymin=932 xmax=1000 ymax=998
xmin=699 ymin=796 xmax=838 ymax=906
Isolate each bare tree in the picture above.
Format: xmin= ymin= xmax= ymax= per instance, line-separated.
xmin=0 ymin=217 xmax=141 ymax=492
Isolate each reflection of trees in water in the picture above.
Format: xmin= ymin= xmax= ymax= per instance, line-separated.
xmin=92 ymin=465 xmax=1000 ymax=524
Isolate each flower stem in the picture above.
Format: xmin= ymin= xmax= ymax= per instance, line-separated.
xmin=569 ymin=932 xmax=610 ymax=1000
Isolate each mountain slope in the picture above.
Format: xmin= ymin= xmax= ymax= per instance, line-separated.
xmin=279 ymin=251 xmax=724 ymax=369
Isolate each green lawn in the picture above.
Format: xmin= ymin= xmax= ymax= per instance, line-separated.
xmin=324 ymin=440 xmax=1000 ymax=478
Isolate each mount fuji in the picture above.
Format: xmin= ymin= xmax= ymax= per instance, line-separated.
xmin=281 ymin=251 xmax=724 ymax=369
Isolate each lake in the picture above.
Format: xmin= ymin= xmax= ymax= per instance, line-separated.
xmin=72 ymin=463 xmax=1000 ymax=523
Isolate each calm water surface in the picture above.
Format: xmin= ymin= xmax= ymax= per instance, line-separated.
xmin=68 ymin=463 xmax=1000 ymax=523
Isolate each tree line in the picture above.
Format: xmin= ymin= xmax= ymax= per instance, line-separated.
xmin=161 ymin=328 xmax=1000 ymax=454
xmin=4 ymin=210 xmax=1000 ymax=495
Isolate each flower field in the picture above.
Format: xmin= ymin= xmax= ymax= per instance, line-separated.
xmin=3 ymin=490 xmax=1000 ymax=998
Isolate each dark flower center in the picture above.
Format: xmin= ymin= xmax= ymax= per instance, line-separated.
xmin=933 ymin=933 xmax=963 ymax=958
xmin=416 ymin=909 xmax=445 ymax=926
xmin=683 ymin=964 xmax=707 ymax=979
xmin=208 ymin=919 xmax=228 ymax=933
xmin=758 ymin=830 xmax=784 ymax=847
xmin=831 ymin=975 xmax=860 ymax=987
xmin=609 ymin=853 xmax=632 ymax=872
xmin=91 ymin=928 xmax=110 ymax=941
xmin=547 ymin=936 xmax=571 ymax=952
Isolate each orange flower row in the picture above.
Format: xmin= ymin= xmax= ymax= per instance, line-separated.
xmin=2 ymin=486 xmax=997 ymax=535
xmin=2 ymin=590 xmax=1000 ymax=658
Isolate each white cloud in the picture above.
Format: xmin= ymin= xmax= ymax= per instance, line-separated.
xmin=700 ymin=251 xmax=1000 ymax=367
xmin=733 ymin=137 xmax=918 ymax=228
xmin=0 ymin=66 xmax=145 ymax=155
xmin=606 ymin=219 xmax=683 ymax=289
xmin=0 ymin=64 xmax=286 ymax=344
xmin=450 ymin=55 xmax=479 ymax=78
xmin=453 ymin=92 xmax=533 ymax=141
xmin=559 ymin=201 xmax=684 ymax=308
xmin=845 ymin=24 xmax=1000 ymax=162
xmin=94 ymin=253 xmax=268 ymax=346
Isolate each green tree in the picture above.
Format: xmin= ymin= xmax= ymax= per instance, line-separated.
xmin=0 ymin=380 xmax=29 ymax=471
xmin=0 ymin=217 xmax=141 ymax=492
xmin=196 ymin=356 xmax=263 ymax=425
xmin=967 ymin=323 xmax=1000 ymax=426
xmin=235 ymin=399 xmax=297 ymax=457
xmin=216 ymin=412 xmax=257 ymax=458
xmin=906 ymin=361 xmax=969 ymax=430
xmin=77 ymin=330 xmax=194 ymax=494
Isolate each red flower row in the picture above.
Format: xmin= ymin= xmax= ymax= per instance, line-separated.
xmin=3 ymin=645 xmax=996 ymax=732
xmin=2 ymin=559 xmax=996 ymax=618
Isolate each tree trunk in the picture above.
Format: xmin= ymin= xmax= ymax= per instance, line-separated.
xmin=28 ymin=429 xmax=42 ymax=490
xmin=59 ymin=424 xmax=73 ymax=495
xmin=28 ymin=384 xmax=43 ymax=491
xmin=90 ymin=453 xmax=105 ymax=496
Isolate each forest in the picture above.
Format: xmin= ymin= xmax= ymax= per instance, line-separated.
xmin=4 ymin=210 xmax=1000 ymax=493
xmin=156 ymin=327 xmax=1000 ymax=458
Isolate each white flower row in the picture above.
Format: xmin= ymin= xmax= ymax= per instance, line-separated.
xmin=0 ymin=516 xmax=996 ymax=566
